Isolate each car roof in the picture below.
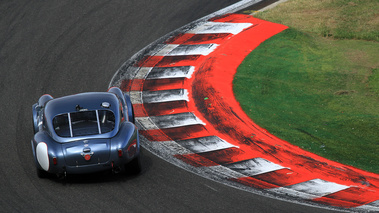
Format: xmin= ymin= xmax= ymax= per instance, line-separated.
xmin=44 ymin=92 xmax=119 ymax=119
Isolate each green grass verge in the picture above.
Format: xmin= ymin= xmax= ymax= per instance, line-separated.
xmin=234 ymin=28 xmax=379 ymax=173
xmin=254 ymin=0 xmax=379 ymax=41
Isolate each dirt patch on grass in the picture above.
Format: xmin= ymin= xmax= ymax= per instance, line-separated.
xmin=345 ymin=49 xmax=368 ymax=65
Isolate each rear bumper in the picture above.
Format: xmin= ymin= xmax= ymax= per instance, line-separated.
xmin=64 ymin=162 xmax=114 ymax=174
xmin=48 ymin=152 xmax=139 ymax=175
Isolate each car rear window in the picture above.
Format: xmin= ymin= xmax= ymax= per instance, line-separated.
xmin=53 ymin=110 xmax=115 ymax=137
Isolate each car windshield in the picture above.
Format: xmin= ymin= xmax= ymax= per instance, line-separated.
xmin=53 ymin=110 xmax=115 ymax=137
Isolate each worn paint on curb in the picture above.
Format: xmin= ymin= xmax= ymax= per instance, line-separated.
xmin=111 ymin=13 xmax=379 ymax=211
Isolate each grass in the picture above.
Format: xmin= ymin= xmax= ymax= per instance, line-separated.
xmin=234 ymin=0 xmax=379 ymax=173
xmin=255 ymin=0 xmax=379 ymax=41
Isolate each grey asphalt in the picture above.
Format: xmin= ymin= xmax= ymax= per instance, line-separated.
xmin=0 ymin=1 xmax=336 ymax=212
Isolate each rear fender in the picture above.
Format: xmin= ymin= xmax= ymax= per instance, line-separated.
xmin=33 ymin=94 xmax=53 ymax=134
xmin=38 ymin=94 xmax=53 ymax=106
xmin=108 ymin=87 xmax=135 ymax=123
xmin=112 ymin=122 xmax=140 ymax=161
xmin=32 ymin=131 xmax=62 ymax=172
xmin=108 ymin=87 xmax=125 ymax=102
xmin=32 ymin=103 xmax=39 ymax=134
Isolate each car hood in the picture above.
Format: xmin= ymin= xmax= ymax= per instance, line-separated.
xmin=61 ymin=139 xmax=110 ymax=166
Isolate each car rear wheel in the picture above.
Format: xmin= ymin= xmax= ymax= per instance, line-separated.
xmin=36 ymin=168 xmax=49 ymax=178
xmin=125 ymin=154 xmax=142 ymax=175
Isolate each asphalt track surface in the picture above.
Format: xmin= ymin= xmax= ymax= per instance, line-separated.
xmin=0 ymin=1 xmax=337 ymax=212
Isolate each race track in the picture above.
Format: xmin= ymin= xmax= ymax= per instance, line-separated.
xmin=0 ymin=1 xmax=336 ymax=212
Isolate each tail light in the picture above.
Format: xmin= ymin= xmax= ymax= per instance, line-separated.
xmin=53 ymin=157 xmax=57 ymax=165
xmin=118 ymin=149 xmax=123 ymax=158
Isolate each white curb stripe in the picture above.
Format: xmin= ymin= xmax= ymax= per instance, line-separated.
xmin=209 ymin=165 xmax=251 ymax=179
xmin=268 ymin=179 xmax=350 ymax=200
xmin=136 ymin=117 xmax=158 ymax=130
xmin=169 ymin=44 xmax=218 ymax=56
xmin=177 ymin=136 xmax=237 ymax=153
xmin=129 ymin=91 xmax=143 ymax=104
xmin=187 ymin=22 xmax=253 ymax=35
xmin=119 ymin=66 xmax=139 ymax=80
xmin=147 ymin=112 xmax=205 ymax=129
xmin=154 ymin=44 xmax=219 ymax=56
xmin=135 ymin=67 xmax=153 ymax=79
xmin=154 ymin=44 xmax=180 ymax=56
xmin=147 ymin=66 xmax=196 ymax=79
xmin=142 ymin=89 xmax=189 ymax=103
xmin=157 ymin=140 xmax=194 ymax=155
xmin=225 ymin=158 xmax=286 ymax=177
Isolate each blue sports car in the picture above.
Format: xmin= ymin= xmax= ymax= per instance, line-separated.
xmin=31 ymin=87 xmax=141 ymax=178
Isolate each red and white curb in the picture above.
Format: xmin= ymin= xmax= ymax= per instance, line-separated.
xmin=110 ymin=12 xmax=379 ymax=212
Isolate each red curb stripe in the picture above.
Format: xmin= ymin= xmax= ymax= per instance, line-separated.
xmin=141 ymin=101 xmax=189 ymax=117
xmin=141 ymin=124 xmax=210 ymax=142
xmin=230 ymin=176 xmax=281 ymax=189
xmin=120 ymin=79 xmax=133 ymax=92
xmin=136 ymin=55 xmax=202 ymax=67
xmin=121 ymin=79 xmax=145 ymax=92
xmin=210 ymin=13 xmax=263 ymax=23
xmin=312 ymin=187 xmax=379 ymax=208
xmin=140 ymin=129 xmax=172 ymax=141
xmin=165 ymin=33 xmax=195 ymax=44
xmin=196 ymin=147 xmax=249 ymax=165
xmin=230 ymin=168 xmax=312 ymax=189
xmin=166 ymin=33 xmax=233 ymax=45
xmin=133 ymin=104 xmax=148 ymax=117
xmin=143 ymin=78 xmax=187 ymax=91
xmin=174 ymin=153 xmax=219 ymax=167
xmin=159 ymin=124 xmax=210 ymax=141
xmin=155 ymin=55 xmax=202 ymax=67
xmin=135 ymin=56 xmax=164 ymax=67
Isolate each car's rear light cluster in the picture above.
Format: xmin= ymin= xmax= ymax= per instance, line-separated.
xmin=118 ymin=139 xmax=137 ymax=158
xmin=53 ymin=157 xmax=57 ymax=165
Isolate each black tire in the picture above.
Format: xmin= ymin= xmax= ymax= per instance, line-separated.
xmin=125 ymin=154 xmax=142 ymax=175
xmin=130 ymin=105 xmax=135 ymax=124
xmin=36 ymin=168 xmax=49 ymax=179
